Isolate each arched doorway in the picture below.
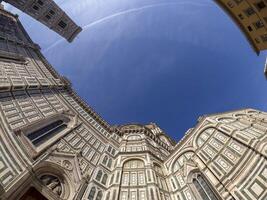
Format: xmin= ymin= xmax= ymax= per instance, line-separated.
xmin=19 ymin=187 xmax=47 ymax=200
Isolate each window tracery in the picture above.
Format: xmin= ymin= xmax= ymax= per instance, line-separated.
xmin=95 ymin=170 xmax=108 ymax=186
xmin=120 ymin=159 xmax=147 ymax=200
xmin=96 ymin=170 xmax=103 ymax=181
xmin=101 ymin=174 xmax=108 ymax=185
xmin=192 ymin=174 xmax=220 ymax=200
xmin=127 ymin=135 xmax=142 ymax=141
xmin=88 ymin=186 xmax=96 ymax=200
xmin=28 ymin=120 xmax=67 ymax=146
xmin=96 ymin=191 xmax=103 ymax=200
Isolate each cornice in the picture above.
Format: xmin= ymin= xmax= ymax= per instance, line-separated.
xmin=113 ymin=124 xmax=173 ymax=152
xmin=66 ymin=88 xmax=112 ymax=132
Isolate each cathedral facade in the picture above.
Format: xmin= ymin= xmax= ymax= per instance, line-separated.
xmin=0 ymin=2 xmax=266 ymax=200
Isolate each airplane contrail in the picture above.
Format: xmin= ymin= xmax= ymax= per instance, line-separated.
xmin=43 ymin=1 xmax=212 ymax=53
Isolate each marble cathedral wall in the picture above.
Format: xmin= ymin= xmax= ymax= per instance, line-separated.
xmin=0 ymin=3 xmax=266 ymax=200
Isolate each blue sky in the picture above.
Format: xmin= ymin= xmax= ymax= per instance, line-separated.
xmin=5 ymin=0 xmax=267 ymax=141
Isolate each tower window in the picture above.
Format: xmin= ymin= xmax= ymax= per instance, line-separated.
xmin=49 ymin=10 xmax=55 ymax=15
xmin=254 ymin=20 xmax=264 ymax=29
xmin=27 ymin=120 xmax=67 ymax=146
xmin=256 ymin=1 xmax=266 ymax=10
xmin=261 ymin=34 xmax=267 ymax=42
xmin=37 ymin=0 xmax=44 ymax=6
xmin=247 ymin=25 xmax=253 ymax=32
xmin=88 ymin=187 xmax=96 ymax=200
xmin=45 ymin=15 xmax=51 ymax=20
xmin=243 ymin=7 xmax=255 ymax=16
xmin=233 ymin=0 xmax=242 ymax=5
xmin=238 ymin=14 xmax=244 ymax=20
xmin=58 ymin=20 xmax=67 ymax=29
xmin=32 ymin=5 xmax=39 ymax=11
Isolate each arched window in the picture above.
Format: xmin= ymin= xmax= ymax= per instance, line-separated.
xmin=107 ymin=159 xmax=112 ymax=168
xmin=150 ymin=189 xmax=155 ymax=200
xmin=96 ymin=170 xmax=103 ymax=181
xmin=127 ymin=135 xmax=141 ymax=141
xmin=88 ymin=187 xmax=96 ymax=200
xmin=109 ymin=174 xmax=114 ymax=185
xmin=102 ymin=155 xmax=108 ymax=165
xmin=192 ymin=174 xmax=220 ymax=200
xmin=95 ymin=191 xmax=103 ymax=200
xmin=123 ymin=160 xmax=144 ymax=169
xmin=101 ymin=174 xmax=108 ymax=185
xmin=171 ymin=178 xmax=177 ymax=190
xmin=120 ymin=159 xmax=147 ymax=199
xmin=106 ymin=192 xmax=110 ymax=200
xmin=27 ymin=120 xmax=67 ymax=146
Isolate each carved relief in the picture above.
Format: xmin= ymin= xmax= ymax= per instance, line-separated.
xmin=39 ymin=175 xmax=62 ymax=196
xmin=62 ymin=160 xmax=73 ymax=171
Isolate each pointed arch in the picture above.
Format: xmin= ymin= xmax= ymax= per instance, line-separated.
xmin=88 ymin=187 xmax=96 ymax=200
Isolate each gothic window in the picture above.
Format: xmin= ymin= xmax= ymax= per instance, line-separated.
xmin=32 ymin=5 xmax=39 ymax=11
xmin=58 ymin=20 xmax=67 ymax=29
xmin=171 ymin=178 xmax=177 ymax=190
xmin=192 ymin=174 xmax=220 ymax=200
xmin=153 ymin=163 xmax=166 ymax=191
xmin=106 ymin=192 xmax=110 ymax=200
xmin=147 ymin=170 xmax=151 ymax=182
xmin=121 ymin=191 xmax=127 ymax=200
xmin=140 ymin=191 xmax=146 ymax=200
xmin=138 ymin=172 xmax=145 ymax=185
xmin=88 ymin=187 xmax=96 ymax=200
xmin=122 ymin=173 xmax=129 ymax=185
xmin=96 ymin=170 xmax=103 ymax=181
xmin=107 ymin=158 xmax=112 ymax=168
xmin=124 ymin=160 xmax=144 ymax=169
xmin=27 ymin=120 xmax=67 ymax=146
xmin=127 ymin=135 xmax=141 ymax=141
xmin=95 ymin=191 xmax=103 ymax=200
xmin=130 ymin=172 xmax=137 ymax=186
xmin=120 ymin=160 xmax=147 ymax=199
xmin=109 ymin=174 xmax=114 ymax=185
xmin=39 ymin=175 xmax=62 ymax=196
xmin=37 ymin=0 xmax=44 ymax=6
xmin=150 ymin=189 xmax=155 ymax=200
xmin=101 ymin=174 xmax=108 ymax=185
xmin=116 ymin=171 xmax=120 ymax=183
xmin=102 ymin=155 xmax=108 ymax=165
xmin=130 ymin=191 xmax=137 ymax=200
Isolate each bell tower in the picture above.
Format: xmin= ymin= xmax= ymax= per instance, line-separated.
xmin=2 ymin=0 xmax=81 ymax=42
